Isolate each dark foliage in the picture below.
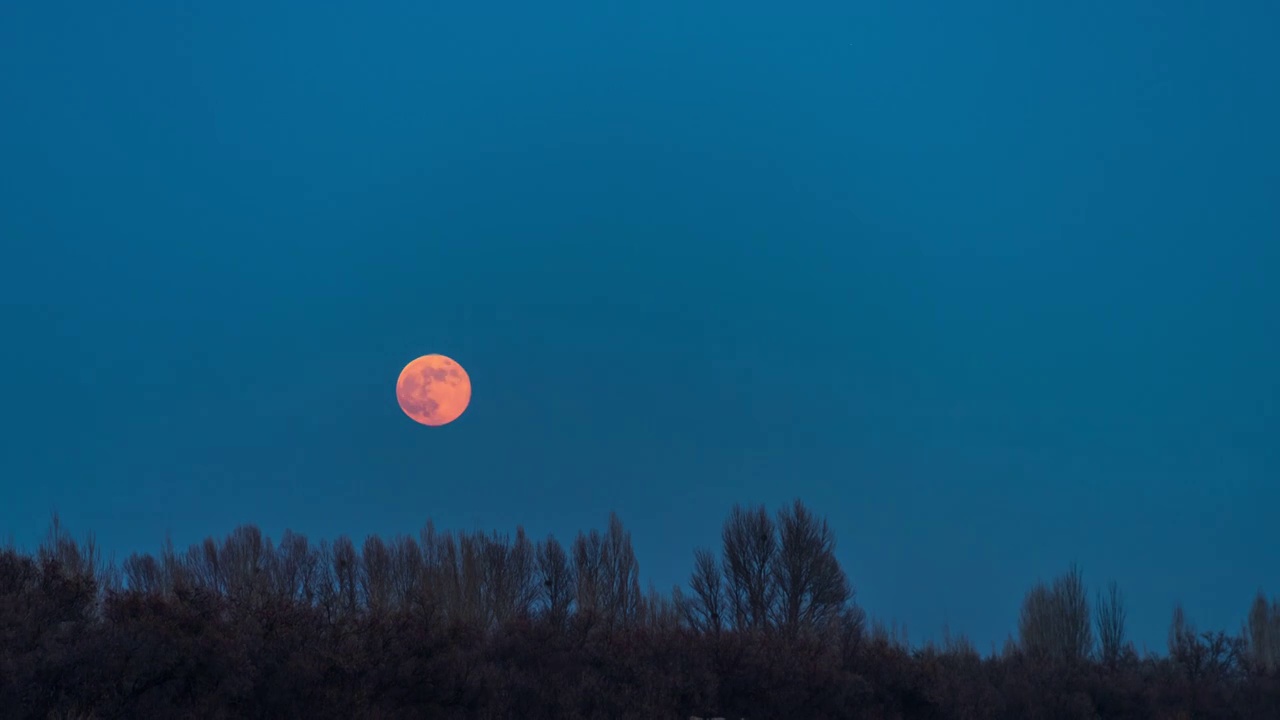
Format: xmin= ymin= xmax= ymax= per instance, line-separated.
xmin=2 ymin=504 xmax=1278 ymax=719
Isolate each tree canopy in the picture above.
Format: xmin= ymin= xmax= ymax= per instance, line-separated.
xmin=2 ymin=502 xmax=1277 ymax=718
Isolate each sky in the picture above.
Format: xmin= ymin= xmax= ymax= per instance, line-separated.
xmin=1 ymin=0 xmax=1276 ymax=654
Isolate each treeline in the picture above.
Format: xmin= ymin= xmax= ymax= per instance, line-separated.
xmin=2 ymin=501 xmax=1279 ymax=719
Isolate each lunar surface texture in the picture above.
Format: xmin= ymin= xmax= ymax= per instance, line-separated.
xmin=396 ymin=354 xmax=471 ymax=426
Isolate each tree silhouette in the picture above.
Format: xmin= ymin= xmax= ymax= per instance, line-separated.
xmin=1246 ymin=591 xmax=1280 ymax=675
xmin=678 ymin=547 xmax=725 ymax=635
xmin=721 ymin=503 xmax=778 ymax=632
xmin=1095 ymin=579 xmax=1128 ymax=668
xmin=1018 ymin=562 xmax=1093 ymax=665
xmin=1 ymin=503 xmax=1278 ymax=718
xmin=536 ymin=533 xmax=575 ymax=625
xmin=771 ymin=498 xmax=851 ymax=636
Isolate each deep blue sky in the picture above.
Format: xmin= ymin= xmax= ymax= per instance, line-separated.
xmin=2 ymin=1 xmax=1276 ymax=653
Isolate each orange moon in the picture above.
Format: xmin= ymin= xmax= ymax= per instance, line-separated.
xmin=396 ymin=354 xmax=471 ymax=426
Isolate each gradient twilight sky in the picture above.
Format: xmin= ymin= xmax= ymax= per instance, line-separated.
xmin=1 ymin=1 xmax=1276 ymax=654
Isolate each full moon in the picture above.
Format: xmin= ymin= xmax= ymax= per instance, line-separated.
xmin=396 ymin=354 xmax=471 ymax=426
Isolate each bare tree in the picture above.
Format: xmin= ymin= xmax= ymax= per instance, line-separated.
xmin=38 ymin=514 xmax=104 ymax=586
xmin=641 ymin=581 xmax=680 ymax=632
xmin=536 ymin=535 xmax=574 ymax=622
xmin=599 ymin=513 xmax=640 ymax=631
xmin=771 ymin=499 xmax=850 ymax=635
xmin=1246 ymin=591 xmax=1280 ymax=675
xmin=219 ymin=525 xmax=270 ymax=606
xmin=360 ymin=535 xmax=393 ymax=616
xmin=1056 ymin=564 xmax=1093 ymax=661
xmin=721 ymin=503 xmax=778 ymax=632
xmin=506 ymin=527 xmax=539 ymax=620
xmin=269 ymin=530 xmax=318 ymax=603
xmin=330 ymin=536 xmax=360 ymax=620
xmin=122 ymin=553 xmax=163 ymax=596
xmin=186 ymin=537 xmax=224 ymax=595
xmin=159 ymin=534 xmax=188 ymax=594
xmin=1169 ymin=602 xmax=1195 ymax=658
xmin=940 ymin=622 xmax=978 ymax=658
xmin=416 ymin=521 xmax=446 ymax=620
xmin=680 ymin=548 xmax=725 ymax=635
xmin=1019 ymin=584 xmax=1053 ymax=655
xmin=1169 ymin=604 xmax=1247 ymax=698
xmin=384 ymin=535 xmax=422 ymax=611
xmin=1095 ymin=579 xmax=1128 ymax=667
xmin=480 ymin=529 xmax=534 ymax=628
xmin=438 ymin=530 xmax=484 ymax=625
xmin=1018 ymin=563 xmax=1093 ymax=664
xmin=572 ymin=528 xmax=603 ymax=628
